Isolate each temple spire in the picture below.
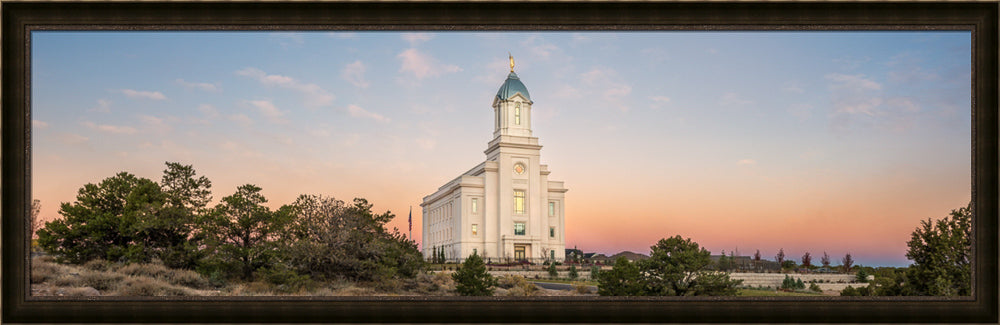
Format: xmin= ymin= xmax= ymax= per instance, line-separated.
xmin=509 ymin=53 xmax=515 ymax=72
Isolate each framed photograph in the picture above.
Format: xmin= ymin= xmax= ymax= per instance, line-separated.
xmin=3 ymin=2 xmax=996 ymax=323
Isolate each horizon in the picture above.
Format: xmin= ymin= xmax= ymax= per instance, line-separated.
xmin=32 ymin=31 xmax=971 ymax=268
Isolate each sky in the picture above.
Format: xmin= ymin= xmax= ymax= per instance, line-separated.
xmin=31 ymin=31 xmax=971 ymax=267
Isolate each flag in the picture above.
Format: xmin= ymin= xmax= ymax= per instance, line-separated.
xmin=408 ymin=206 xmax=412 ymax=237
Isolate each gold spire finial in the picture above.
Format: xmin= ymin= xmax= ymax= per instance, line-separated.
xmin=509 ymin=53 xmax=515 ymax=72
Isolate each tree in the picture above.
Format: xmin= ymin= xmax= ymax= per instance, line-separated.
xmin=452 ymin=252 xmax=496 ymax=296
xmin=281 ymin=194 xmax=424 ymax=282
xmin=153 ymin=162 xmax=213 ymax=269
xmin=821 ymin=252 xmax=831 ymax=268
xmin=547 ymin=262 xmax=558 ymax=278
xmin=590 ymin=265 xmax=601 ymax=280
xmin=775 ymin=248 xmax=786 ymax=268
xmin=904 ymin=202 xmax=972 ymax=296
xmin=37 ymin=172 xmax=167 ymax=264
xmin=639 ymin=236 xmax=743 ymax=296
xmin=199 ymin=184 xmax=292 ymax=281
xmin=597 ymin=257 xmax=644 ymax=296
xmin=568 ymin=265 xmax=579 ymax=279
xmin=842 ymin=253 xmax=854 ymax=273
xmin=801 ymin=252 xmax=812 ymax=268
xmin=753 ymin=249 xmax=762 ymax=272
xmin=781 ymin=260 xmax=797 ymax=270
xmin=37 ymin=163 xmax=213 ymax=267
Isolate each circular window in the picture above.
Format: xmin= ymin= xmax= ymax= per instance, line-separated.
xmin=513 ymin=163 xmax=525 ymax=174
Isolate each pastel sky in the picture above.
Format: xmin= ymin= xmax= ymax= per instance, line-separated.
xmin=32 ymin=31 xmax=971 ymax=267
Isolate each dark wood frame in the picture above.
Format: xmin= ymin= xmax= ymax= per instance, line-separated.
xmin=3 ymin=2 xmax=996 ymax=323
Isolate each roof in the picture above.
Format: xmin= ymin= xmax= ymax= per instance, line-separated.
xmin=495 ymin=71 xmax=531 ymax=101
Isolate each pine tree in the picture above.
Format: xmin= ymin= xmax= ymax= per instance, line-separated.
xmin=568 ymin=265 xmax=579 ymax=279
xmin=452 ymin=252 xmax=496 ymax=296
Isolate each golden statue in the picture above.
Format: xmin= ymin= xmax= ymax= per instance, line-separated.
xmin=509 ymin=53 xmax=515 ymax=72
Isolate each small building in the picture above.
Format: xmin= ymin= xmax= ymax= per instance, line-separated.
xmin=421 ymin=58 xmax=567 ymax=263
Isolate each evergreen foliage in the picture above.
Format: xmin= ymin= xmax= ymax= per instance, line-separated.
xmin=547 ymin=262 xmax=558 ymax=278
xmin=568 ymin=265 xmax=578 ymax=279
xmin=451 ymin=252 xmax=496 ymax=296
xmin=904 ymin=202 xmax=972 ymax=296
xmin=597 ymin=236 xmax=742 ymax=296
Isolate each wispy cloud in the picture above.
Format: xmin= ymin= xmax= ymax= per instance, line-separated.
xmin=176 ymin=79 xmax=220 ymax=92
xmin=397 ymin=49 xmax=461 ymax=80
xmin=580 ymin=67 xmax=632 ymax=111
xmin=81 ymin=121 xmax=137 ymax=134
xmin=737 ymin=159 xmax=756 ymax=166
xmin=236 ymin=67 xmax=334 ymax=108
xmin=520 ymin=35 xmax=559 ymax=60
xmin=228 ymin=113 xmax=253 ymax=127
xmin=826 ymin=73 xmax=882 ymax=91
xmin=718 ymin=92 xmax=753 ymax=107
xmin=342 ymin=60 xmax=370 ymax=88
xmin=33 ymin=120 xmax=49 ymax=129
xmin=245 ymin=100 xmax=287 ymax=124
xmin=88 ymin=99 xmax=112 ymax=113
xmin=199 ymin=104 xmax=219 ymax=119
xmin=402 ymin=33 xmax=432 ymax=45
xmin=118 ymin=89 xmax=166 ymax=100
xmin=347 ymin=104 xmax=389 ymax=123
xmin=60 ymin=133 xmax=88 ymax=145
xmin=139 ymin=115 xmax=172 ymax=133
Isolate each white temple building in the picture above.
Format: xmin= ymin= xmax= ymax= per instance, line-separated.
xmin=421 ymin=57 xmax=567 ymax=263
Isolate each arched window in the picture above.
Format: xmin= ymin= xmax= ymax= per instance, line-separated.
xmin=514 ymin=102 xmax=521 ymax=125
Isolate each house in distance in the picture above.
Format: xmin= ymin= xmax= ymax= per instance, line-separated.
xmin=421 ymin=56 xmax=568 ymax=263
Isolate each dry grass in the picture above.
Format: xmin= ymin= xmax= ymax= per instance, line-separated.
xmin=497 ymin=275 xmax=540 ymax=296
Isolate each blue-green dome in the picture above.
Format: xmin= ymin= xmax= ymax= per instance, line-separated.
xmin=496 ymin=71 xmax=531 ymax=101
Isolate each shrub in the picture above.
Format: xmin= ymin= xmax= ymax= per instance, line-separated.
xmin=590 ymin=266 xmax=600 ymax=280
xmin=166 ymin=269 xmax=211 ymax=289
xmin=80 ymin=270 xmax=126 ymax=291
xmin=114 ymin=277 xmax=192 ymax=296
xmin=855 ymin=268 xmax=869 ymax=283
xmin=118 ymin=262 xmax=172 ymax=279
xmin=501 ymin=275 xmax=539 ymax=297
xmin=451 ymin=252 xmax=496 ymax=296
xmin=547 ymin=262 xmax=558 ymax=278
xmin=568 ymin=265 xmax=579 ymax=280
xmin=841 ymin=286 xmax=859 ymax=296
xmin=256 ymin=264 xmax=315 ymax=294
xmin=30 ymin=259 xmax=62 ymax=284
xmin=809 ymin=283 xmax=822 ymax=292
xmin=82 ymin=259 xmax=111 ymax=272
xmin=575 ymin=283 xmax=592 ymax=294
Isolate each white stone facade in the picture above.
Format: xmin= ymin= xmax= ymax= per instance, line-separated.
xmin=421 ymin=70 xmax=567 ymax=263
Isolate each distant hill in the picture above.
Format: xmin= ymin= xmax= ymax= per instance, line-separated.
xmin=609 ymin=251 xmax=649 ymax=261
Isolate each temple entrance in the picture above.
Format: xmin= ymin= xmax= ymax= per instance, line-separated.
xmin=514 ymin=244 xmax=528 ymax=261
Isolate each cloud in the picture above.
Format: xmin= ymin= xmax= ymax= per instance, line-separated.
xmin=342 ymin=60 xmax=369 ymax=88
xmin=139 ymin=115 xmax=172 ymax=133
xmin=347 ymin=104 xmax=389 ymax=123
xmin=402 ymin=33 xmax=432 ymax=45
xmin=81 ymin=121 xmax=137 ymax=134
xmin=327 ymin=32 xmax=359 ymax=39
xmin=198 ymin=104 xmax=219 ymax=119
xmin=520 ymin=35 xmax=559 ymax=59
xmin=718 ymin=92 xmax=753 ymax=107
xmin=580 ymin=68 xmax=633 ymax=111
xmin=88 ymin=99 xmax=112 ymax=113
xmin=228 ymin=114 xmax=253 ymax=127
xmin=415 ymin=137 xmax=436 ymax=150
xmin=650 ymin=96 xmax=671 ymax=103
xmin=246 ymin=100 xmax=287 ymax=124
xmin=236 ymin=67 xmax=335 ymax=108
xmin=826 ymin=73 xmax=882 ymax=91
xmin=118 ymin=89 xmax=166 ymax=100
xmin=33 ymin=120 xmax=49 ymax=129
xmin=737 ymin=159 xmax=756 ymax=166
xmin=176 ymin=79 xmax=219 ymax=92
xmin=397 ymin=49 xmax=462 ymax=80
xmin=60 ymin=133 xmax=89 ymax=145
